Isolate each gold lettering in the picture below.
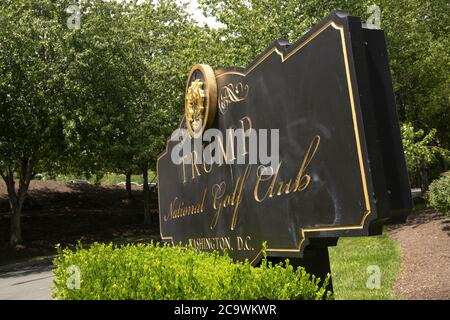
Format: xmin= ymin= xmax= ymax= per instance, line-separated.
xmin=291 ymin=135 xmax=320 ymax=192
xmin=165 ymin=187 xmax=207 ymax=221
xmin=200 ymin=187 xmax=206 ymax=212
xmin=230 ymin=165 xmax=251 ymax=230
xmin=276 ymin=179 xmax=293 ymax=196
xmin=211 ymin=182 xmax=226 ymax=229
xmin=203 ymin=158 xmax=213 ymax=173
xmin=227 ymin=128 xmax=237 ymax=162
xmin=239 ymin=116 xmax=252 ymax=156
xmin=253 ymin=162 xmax=281 ymax=202
xmin=253 ymin=135 xmax=320 ymax=202
xmin=188 ymin=237 xmax=232 ymax=251
xmin=217 ymin=135 xmax=232 ymax=165
xmin=181 ymin=156 xmax=188 ymax=183
xmin=190 ymin=151 xmax=201 ymax=180
xmin=210 ymin=165 xmax=251 ymax=230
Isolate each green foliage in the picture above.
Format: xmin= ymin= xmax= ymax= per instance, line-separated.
xmin=401 ymin=122 xmax=449 ymax=185
xmin=329 ymin=231 xmax=400 ymax=300
xmin=0 ymin=0 xmax=78 ymax=244
xmin=47 ymin=171 xmax=156 ymax=185
xmin=427 ymin=172 xmax=450 ymax=216
xmin=52 ymin=242 xmax=332 ymax=300
xmin=378 ymin=0 xmax=450 ymax=150
xmin=96 ymin=172 xmax=156 ymax=186
xmin=61 ymin=0 xmax=195 ymax=176
xmin=0 ymin=0 xmax=73 ymax=174
xmin=0 ymin=0 xmax=196 ymax=242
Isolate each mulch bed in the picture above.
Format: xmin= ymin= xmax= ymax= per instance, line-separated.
xmin=388 ymin=209 xmax=450 ymax=300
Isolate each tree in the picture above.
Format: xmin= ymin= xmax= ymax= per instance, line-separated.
xmin=60 ymin=0 xmax=152 ymax=200
xmin=375 ymin=0 xmax=450 ymax=151
xmin=62 ymin=0 xmax=199 ymax=224
xmin=0 ymin=0 xmax=200 ymax=243
xmin=0 ymin=0 xmax=75 ymax=246
xmin=129 ymin=0 xmax=198 ymax=224
xmin=401 ymin=123 xmax=449 ymax=191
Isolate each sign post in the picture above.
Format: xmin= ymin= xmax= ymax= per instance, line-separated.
xmin=157 ymin=11 xmax=412 ymax=291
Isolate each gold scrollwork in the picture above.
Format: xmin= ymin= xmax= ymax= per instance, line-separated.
xmin=218 ymin=82 xmax=249 ymax=114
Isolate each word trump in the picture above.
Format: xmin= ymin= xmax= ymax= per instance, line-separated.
xmin=170 ymin=116 xmax=280 ymax=181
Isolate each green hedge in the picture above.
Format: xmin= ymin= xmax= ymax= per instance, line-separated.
xmin=52 ymin=242 xmax=332 ymax=300
xmin=427 ymin=172 xmax=450 ymax=216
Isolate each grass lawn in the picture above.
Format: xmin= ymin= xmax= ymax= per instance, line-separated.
xmin=43 ymin=171 xmax=156 ymax=185
xmin=93 ymin=171 xmax=156 ymax=185
xmin=329 ymin=230 xmax=400 ymax=300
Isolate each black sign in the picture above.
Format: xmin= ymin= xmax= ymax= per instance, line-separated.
xmin=157 ymin=11 xmax=412 ymax=265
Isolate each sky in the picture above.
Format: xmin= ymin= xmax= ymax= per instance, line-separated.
xmin=118 ymin=0 xmax=223 ymax=29
xmin=125 ymin=0 xmax=223 ymax=28
xmin=183 ymin=0 xmax=223 ymax=29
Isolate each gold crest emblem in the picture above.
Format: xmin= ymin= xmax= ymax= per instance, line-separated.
xmin=186 ymin=79 xmax=205 ymax=133
xmin=185 ymin=64 xmax=217 ymax=138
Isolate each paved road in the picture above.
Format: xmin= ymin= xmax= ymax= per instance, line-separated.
xmin=0 ymin=261 xmax=54 ymax=300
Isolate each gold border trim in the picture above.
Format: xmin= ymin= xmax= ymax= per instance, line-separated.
xmin=158 ymin=20 xmax=372 ymax=266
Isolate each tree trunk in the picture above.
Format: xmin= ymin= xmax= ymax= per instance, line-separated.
xmin=420 ymin=165 xmax=429 ymax=193
xmin=1 ymin=158 xmax=34 ymax=246
xmin=125 ymin=170 xmax=133 ymax=201
xmin=142 ymin=166 xmax=152 ymax=225
xmin=9 ymin=198 xmax=23 ymax=246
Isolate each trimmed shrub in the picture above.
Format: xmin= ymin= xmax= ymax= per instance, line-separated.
xmin=427 ymin=172 xmax=450 ymax=216
xmin=52 ymin=242 xmax=332 ymax=300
